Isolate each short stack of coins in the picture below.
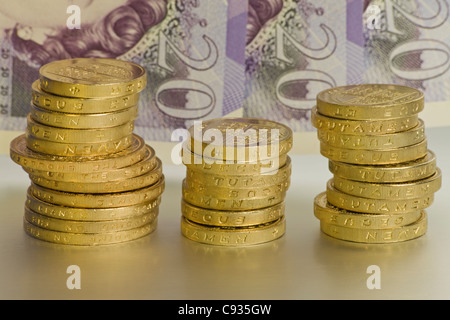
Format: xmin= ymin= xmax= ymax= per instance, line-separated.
xmin=311 ymin=84 xmax=441 ymax=244
xmin=9 ymin=58 xmax=164 ymax=245
xmin=180 ymin=118 xmax=292 ymax=246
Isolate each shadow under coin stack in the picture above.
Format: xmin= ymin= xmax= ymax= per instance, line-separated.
xmin=9 ymin=58 xmax=164 ymax=245
xmin=180 ymin=118 xmax=293 ymax=246
xmin=311 ymin=84 xmax=441 ymax=244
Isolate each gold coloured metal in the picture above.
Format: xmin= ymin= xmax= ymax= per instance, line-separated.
xmin=320 ymin=211 xmax=427 ymax=243
xmin=24 ymin=145 xmax=157 ymax=183
xmin=182 ymin=180 xmax=285 ymax=211
xmin=39 ymin=58 xmax=147 ymax=98
xmin=311 ymin=106 xmax=419 ymax=135
xmin=31 ymin=80 xmax=140 ymax=114
xmin=10 ymin=134 xmax=147 ymax=173
xmin=29 ymin=158 xmax=163 ymax=193
xmin=26 ymin=114 xmax=134 ymax=143
xmin=181 ymin=216 xmax=286 ymax=246
xmin=317 ymin=119 xmax=425 ymax=149
xmin=313 ymin=192 xmax=423 ymax=229
xmin=26 ymin=190 xmax=161 ymax=221
xmin=316 ymin=84 xmax=424 ymax=120
xmin=332 ymin=168 xmax=442 ymax=200
xmin=26 ymin=134 xmax=133 ymax=157
xmin=187 ymin=117 xmax=293 ymax=161
xmin=185 ymin=156 xmax=292 ymax=188
xmin=326 ymin=180 xmax=434 ymax=214
xmin=320 ymin=139 xmax=428 ymax=165
xmin=328 ymin=151 xmax=437 ymax=183
xmin=24 ymin=206 xmax=158 ymax=233
xmin=182 ymin=147 xmax=288 ymax=175
xmin=29 ymin=176 xmax=165 ymax=208
xmin=23 ymin=218 xmax=157 ymax=246
xmin=183 ymin=177 xmax=290 ymax=200
xmin=30 ymin=104 xmax=139 ymax=129
xmin=10 ymin=58 xmax=164 ymax=246
xmin=181 ymin=200 xmax=284 ymax=227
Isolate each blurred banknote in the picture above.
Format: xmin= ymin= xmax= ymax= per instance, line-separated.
xmin=361 ymin=0 xmax=450 ymax=103
xmin=0 ymin=0 xmax=247 ymax=141
xmin=243 ymin=0 xmax=350 ymax=131
xmin=243 ymin=0 xmax=450 ymax=132
xmin=1 ymin=0 xmax=450 ymax=157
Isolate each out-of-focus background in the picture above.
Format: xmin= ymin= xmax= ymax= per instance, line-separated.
xmin=1 ymin=0 xmax=450 ymax=161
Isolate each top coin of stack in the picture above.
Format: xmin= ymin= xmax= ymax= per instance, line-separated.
xmin=180 ymin=118 xmax=293 ymax=246
xmin=311 ymin=84 xmax=441 ymax=244
xmin=10 ymin=58 xmax=165 ymax=246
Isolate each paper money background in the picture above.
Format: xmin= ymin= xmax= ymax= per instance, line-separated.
xmin=1 ymin=0 xmax=449 ymax=161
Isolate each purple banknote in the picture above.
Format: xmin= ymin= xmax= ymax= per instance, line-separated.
xmin=0 ymin=0 xmax=247 ymax=141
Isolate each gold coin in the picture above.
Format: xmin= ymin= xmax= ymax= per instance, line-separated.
xmin=31 ymin=80 xmax=140 ymax=114
xmin=29 ymin=158 xmax=163 ymax=194
xmin=24 ymin=206 xmax=158 ymax=233
xmin=24 ymin=145 xmax=157 ymax=183
xmin=328 ymin=151 xmax=437 ymax=183
xmin=26 ymin=134 xmax=133 ymax=157
xmin=182 ymin=183 xmax=286 ymax=211
xmin=182 ymin=147 xmax=288 ymax=175
xmin=29 ymin=176 xmax=165 ymax=208
xmin=30 ymin=104 xmax=139 ymax=129
xmin=320 ymin=211 xmax=427 ymax=243
xmin=26 ymin=189 xmax=161 ymax=221
xmin=181 ymin=216 xmax=286 ymax=246
xmin=10 ymin=134 xmax=147 ymax=173
xmin=333 ymin=168 xmax=441 ymax=200
xmin=316 ymin=84 xmax=424 ymax=120
xmin=326 ymin=180 xmax=434 ymax=214
xmin=26 ymin=114 xmax=134 ymax=143
xmin=311 ymin=106 xmax=419 ymax=135
xmin=183 ymin=177 xmax=290 ymax=199
xmin=313 ymin=192 xmax=423 ymax=229
xmin=182 ymin=200 xmax=284 ymax=227
xmin=317 ymin=119 xmax=425 ymax=149
xmin=23 ymin=218 xmax=157 ymax=246
xmin=187 ymin=118 xmax=293 ymax=161
xmin=39 ymin=58 xmax=147 ymax=98
xmin=320 ymin=139 xmax=428 ymax=165
xmin=185 ymin=156 xmax=292 ymax=188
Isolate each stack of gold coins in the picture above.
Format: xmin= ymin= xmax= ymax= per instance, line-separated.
xmin=180 ymin=118 xmax=292 ymax=246
xmin=311 ymin=84 xmax=441 ymax=244
xmin=9 ymin=58 xmax=164 ymax=246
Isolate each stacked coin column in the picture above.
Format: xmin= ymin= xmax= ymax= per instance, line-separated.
xmin=311 ymin=84 xmax=441 ymax=244
xmin=10 ymin=58 xmax=164 ymax=246
xmin=180 ymin=118 xmax=292 ymax=246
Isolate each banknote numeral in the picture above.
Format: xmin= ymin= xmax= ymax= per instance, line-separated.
xmin=1 ymin=48 xmax=9 ymax=59
xmin=154 ymin=32 xmax=218 ymax=119
xmin=157 ymin=32 xmax=218 ymax=72
xmin=0 ymin=85 xmax=8 ymax=96
xmin=274 ymin=24 xmax=337 ymax=109
xmin=1 ymin=67 xmax=9 ymax=78
xmin=385 ymin=0 xmax=448 ymax=35
xmin=0 ymin=42 xmax=11 ymax=116
xmin=275 ymin=23 xmax=336 ymax=62
xmin=384 ymin=0 xmax=450 ymax=80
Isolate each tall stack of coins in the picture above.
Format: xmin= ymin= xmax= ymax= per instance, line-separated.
xmin=10 ymin=58 xmax=164 ymax=245
xmin=311 ymin=84 xmax=441 ymax=244
xmin=180 ymin=118 xmax=292 ymax=246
